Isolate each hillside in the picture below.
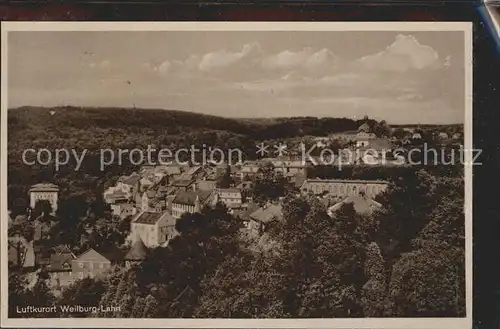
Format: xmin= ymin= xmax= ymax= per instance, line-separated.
xmin=6 ymin=106 xmax=359 ymax=208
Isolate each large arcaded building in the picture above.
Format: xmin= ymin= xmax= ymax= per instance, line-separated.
xmin=300 ymin=179 xmax=388 ymax=198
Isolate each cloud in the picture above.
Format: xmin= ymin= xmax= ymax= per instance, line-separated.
xmin=197 ymin=43 xmax=261 ymax=71
xmin=262 ymin=47 xmax=335 ymax=70
xmin=357 ymin=34 xmax=440 ymax=72
xmin=142 ymin=60 xmax=171 ymax=74
xmin=88 ymin=60 xmax=111 ymax=69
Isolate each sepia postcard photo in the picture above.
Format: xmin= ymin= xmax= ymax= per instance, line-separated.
xmin=1 ymin=22 xmax=473 ymax=328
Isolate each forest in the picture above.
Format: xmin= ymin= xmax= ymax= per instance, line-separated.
xmin=9 ymin=166 xmax=465 ymax=318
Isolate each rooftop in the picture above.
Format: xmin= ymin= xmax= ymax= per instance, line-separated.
xmin=250 ymin=204 xmax=283 ymax=224
xmin=133 ymin=210 xmax=175 ymax=225
xmin=29 ymin=183 xmax=59 ymax=192
xmin=133 ymin=212 xmax=163 ymax=225
xmin=173 ymin=190 xmax=212 ymax=206
xmin=328 ymin=195 xmax=382 ymax=215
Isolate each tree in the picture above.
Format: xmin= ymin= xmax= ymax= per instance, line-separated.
xmin=142 ymin=294 xmax=159 ymax=317
xmin=216 ymin=166 xmax=233 ymax=189
xmin=8 ymin=215 xmax=35 ymax=242
xmin=30 ymin=273 xmax=56 ymax=317
xmin=8 ymin=273 xmax=30 ymax=318
xmin=57 ymin=277 xmax=106 ymax=317
xmin=361 ymin=242 xmax=389 ymax=317
xmin=393 ymin=128 xmax=406 ymax=139
xmin=252 ymin=162 xmax=289 ymax=205
xmin=387 ymin=245 xmax=465 ymax=317
xmin=374 ymin=120 xmax=391 ymax=137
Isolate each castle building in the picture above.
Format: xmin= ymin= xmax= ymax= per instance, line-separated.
xmin=29 ymin=183 xmax=59 ymax=214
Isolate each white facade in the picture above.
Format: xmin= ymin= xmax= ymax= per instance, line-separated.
xmin=29 ymin=184 xmax=59 ymax=213
xmin=130 ymin=211 xmax=177 ymax=248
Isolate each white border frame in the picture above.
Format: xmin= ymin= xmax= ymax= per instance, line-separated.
xmin=0 ymin=21 xmax=473 ymax=329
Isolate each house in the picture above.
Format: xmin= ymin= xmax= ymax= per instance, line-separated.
xmin=103 ymin=172 xmax=141 ymax=203
xmin=139 ymin=177 xmax=155 ymax=192
xmin=47 ymin=246 xmax=76 ymax=289
xmin=239 ymin=161 xmax=261 ymax=179
xmin=130 ymin=211 xmax=178 ymax=247
xmin=71 ymin=248 xmax=115 ymax=280
xmin=141 ymin=189 xmax=158 ymax=212
xmin=124 ymin=239 xmax=148 ymax=268
xmin=327 ymin=195 xmax=382 ymax=217
xmin=356 ymin=123 xmax=377 ymax=148
xmin=213 ymin=188 xmax=243 ymax=209
xmin=110 ymin=201 xmax=136 ymax=219
xmin=172 ymin=179 xmax=194 ymax=191
xmin=149 ymin=198 xmax=167 ymax=213
xmin=29 ymin=183 xmax=59 ymax=214
xmin=171 ymin=190 xmax=213 ymax=218
xmin=103 ymin=190 xmax=128 ymax=204
xmin=412 ymin=132 xmax=422 ymax=139
xmin=248 ymin=203 xmax=283 ymax=234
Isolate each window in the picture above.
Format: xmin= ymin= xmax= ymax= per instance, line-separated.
xmin=99 ymin=263 xmax=104 ymax=269
xmin=89 ymin=263 xmax=94 ymax=269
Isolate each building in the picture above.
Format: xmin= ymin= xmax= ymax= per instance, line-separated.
xmin=71 ymin=248 xmax=115 ymax=280
xmin=356 ymin=123 xmax=377 ymax=148
xmin=141 ymin=189 xmax=158 ymax=212
xmin=238 ymin=161 xmax=261 ymax=179
xmin=171 ymin=190 xmax=213 ymax=218
xmin=47 ymin=246 xmax=76 ymax=289
xmin=172 ymin=179 xmax=194 ymax=191
xmin=130 ymin=211 xmax=178 ymax=247
xmin=300 ymin=179 xmax=388 ymax=198
xmin=248 ymin=203 xmax=283 ymax=234
xmin=110 ymin=201 xmax=137 ymax=219
xmin=213 ymin=188 xmax=243 ymax=209
xmin=103 ymin=172 xmax=141 ymax=203
xmin=327 ymin=195 xmax=382 ymax=217
xmin=29 ymin=183 xmax=59 ymax=213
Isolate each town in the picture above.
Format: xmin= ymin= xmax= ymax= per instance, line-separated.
xmin=7 ymin=119 xmax=464 ymax=297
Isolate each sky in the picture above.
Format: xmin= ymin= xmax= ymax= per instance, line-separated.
xmin=7 ymin=30 xmax=466 ymax=124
